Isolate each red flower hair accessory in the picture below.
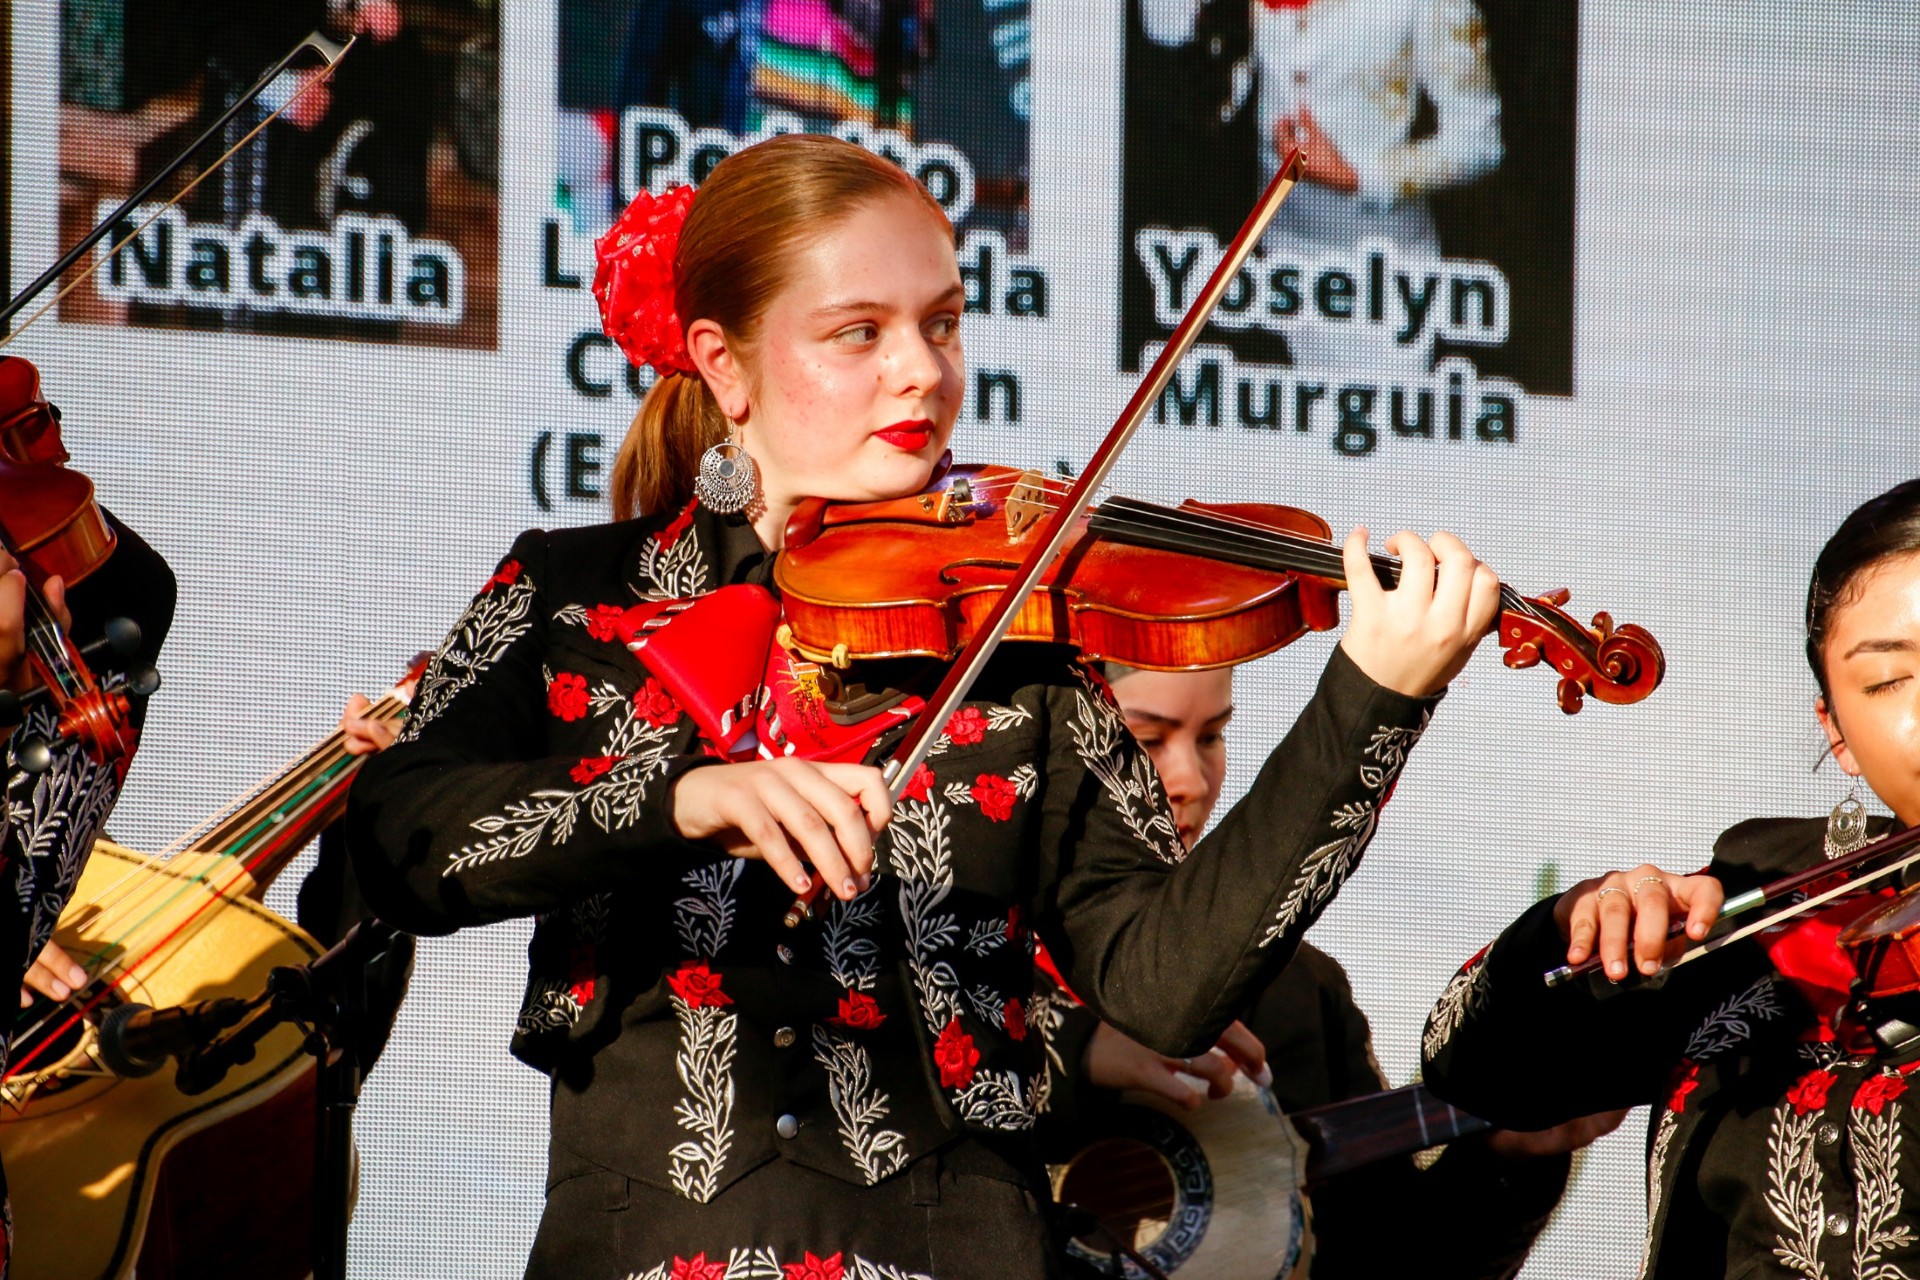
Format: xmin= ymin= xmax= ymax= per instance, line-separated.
xmin=593 ymin=185 xmax=698 ymax=376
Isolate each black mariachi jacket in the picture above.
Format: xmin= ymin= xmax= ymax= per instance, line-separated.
xmin=347 ymin=504 xmax=1438 ymax=1206
xmin=1421 ymin=816 xmax=1920 ymax=1280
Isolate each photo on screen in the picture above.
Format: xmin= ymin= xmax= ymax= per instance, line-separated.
xmin=56 ymin=0 xmax=498 ymax=349
xmin=554 ymin=0 xmax=1029 ymax=249
xmin=1118 ymin=0 xmax=1577 ymax=434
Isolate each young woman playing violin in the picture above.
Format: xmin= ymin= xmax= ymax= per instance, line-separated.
xmin=347 ymin=133 xmax=1500 ymax=1278
xmin=0 ymin=509 xmax=173 ymax=1275
xmin=1422 ymin=477 xmax=1920 ymax=1280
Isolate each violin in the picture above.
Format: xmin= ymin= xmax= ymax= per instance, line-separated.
xmin=775 ymin=461 xmax=1665 ymax=715
xmin=0 ymin=356 xmax=156 ymax=780
xmin=780 ymin=151 xmax=1666 ymax=926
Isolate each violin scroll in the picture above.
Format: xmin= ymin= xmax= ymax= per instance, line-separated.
xmin=0 ymin=616 xmax=159 ymax=778
xmin=1498 ymin=591 xmax=1665 ymax=715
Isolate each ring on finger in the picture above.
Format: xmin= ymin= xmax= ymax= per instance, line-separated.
xmin=1181 ymin=1057 xmax=1194 ymax=1073
xmin=1630 ymin=875 xmax=1664 ymax=898
xmin=1595 ymin=886 xmax=1627 ymax=904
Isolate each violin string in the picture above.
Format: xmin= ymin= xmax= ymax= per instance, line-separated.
xmin=974 ymin=468 xmax=1557 ymax=616
xmin=979 ymin=483 xmax=1564 ymax=633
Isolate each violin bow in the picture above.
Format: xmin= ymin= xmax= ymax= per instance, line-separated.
xmin=785 ymin=151 xmax=1303 ymax=924
xmin=0 ymin=30 xmax=354 ymax=345
xmin=1543 ymin=820 xmax=1920 ymax=988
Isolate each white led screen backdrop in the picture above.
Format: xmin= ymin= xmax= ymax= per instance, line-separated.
xmin=7 ymin=0 xmax=1920 ymax=1275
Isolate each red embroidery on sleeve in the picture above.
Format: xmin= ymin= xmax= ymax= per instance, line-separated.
xmin=634 ymin=678 xmax=683 ymax=728
xmin=570 ymin=756 xmax=620 ymax=786
xmin=945 ymin=707 xmax=988 ymax=745
xmin=902 ymin=763 xmax=937 ymax=803
xmin=483 ymin=559 xmax=522 ymax=591
xmin=970 ymin=773 xmax=1017 ymax=821
xmin=547 ymin=672 xmax=590 ymax=721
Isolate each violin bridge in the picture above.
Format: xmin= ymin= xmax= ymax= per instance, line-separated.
xmin=1004 ymin=471 xmax=1048 ymax=539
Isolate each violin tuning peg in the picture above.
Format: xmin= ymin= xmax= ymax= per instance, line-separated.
xmin=1535 ymin=587 xmax=1571 ymax=608
xmin=0 ymin=681 xmax=50 ymax=726
xmin=127 ymin=668 xmax=162 ymax=701
xmin=16 ymin=735 xmax=54 ymax=776
xmin=102 ymin=617 xmax=142 ymax=657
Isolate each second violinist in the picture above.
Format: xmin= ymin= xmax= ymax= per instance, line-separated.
xmin=347 ymin=134 xmax=1500 ymax=1277
xmin=1421 ymin=476 xmax=1920 ymax=1279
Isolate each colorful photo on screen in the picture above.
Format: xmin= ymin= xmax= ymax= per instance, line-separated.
xmin=56 ymin=0 xmax=498 ymax=349
xmin=1119 ymin=0 xmax=1576 ymax=454
xmin=555 ymin=0 xmax=1029 ymax=249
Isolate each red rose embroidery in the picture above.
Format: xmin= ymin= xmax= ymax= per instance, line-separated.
xmin=783 ymin=1253 xmax=844 ymax=1280
xmin=667 ymin=960 xmax=733 ymax=1010
xmin=829 ymin=990 xmax=887 ymax=1030
xmin=971 ymin=773 xmax=1018 ymax=822
xmin=670 ymin=1255 xmax=730 ymax=1280
xmin=1003 ymin=997 xmax=1027 ymax=1041
xmin=567 ymin=945 xmax=596 ymax=1006
xmin=1006 ymin=904 xmax=1022 ymax=942
xmin=634 ymin=678 xmax=682 ymax=728
xmin=902 ymin=763 xmax=937 ymax=804
xmin=548 ymin=672 xmax=590 ymax=721
xmin=654 ymin=502 xmax=696 ymax=549
xmin=934 ymin=1017 xmax=981 ymax=1089
xmin=484 ymin=559 xmax=522 ymax=591
xmin=1788 ymin=1068 xmax=1838 ymax=1115
xmin=570 ymin=756 xmax=620 ymax=786
xmin=1665 ymin=1059 xmax=1700 ymax=1114
xmin=945 ymin=707 xmax=989 ymax=745
xmin=1853 ymin=1072 xmax=1909 ymax=1116
xmin=584 ymin=604 xmax=628 ymax=642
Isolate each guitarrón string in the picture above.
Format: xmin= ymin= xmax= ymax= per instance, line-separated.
xmin=7 ymin=685 xmax=410 ymax=1080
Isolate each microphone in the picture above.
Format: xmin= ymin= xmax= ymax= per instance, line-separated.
xmin=96 ymin=997 xmax=254 ymax=1078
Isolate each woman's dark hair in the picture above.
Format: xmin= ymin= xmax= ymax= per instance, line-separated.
xmin=1806 ymin=478 xmax=1920 ymax=698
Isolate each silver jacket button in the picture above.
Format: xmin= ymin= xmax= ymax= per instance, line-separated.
xmin=1816 ymin=1121 xmax=1841 ymax=1146
xmin=776 ymin=1113 xmax=800 ymax=1140
xmin=773 ymin=1026 xmax=797 ymax=1049
xmin=1826 ymin=1212 xmax=1852 ymax=1237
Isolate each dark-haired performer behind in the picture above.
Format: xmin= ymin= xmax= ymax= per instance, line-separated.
xmin=1422 ymin=476 xmax=1920 ymax=1279
xmin=1039 ymin=664 xmax=1622 ymax=1279
xmin=1 ymin=513 xmax=174 ymax=1275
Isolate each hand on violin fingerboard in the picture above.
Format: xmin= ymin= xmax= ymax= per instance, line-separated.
xmin=1335 ymin=529 xmax=1500 ymax=698
xmin=0 ymin=546 xmax=70 ymax=696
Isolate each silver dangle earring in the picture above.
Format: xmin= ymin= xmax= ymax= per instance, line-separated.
xmin=693 ymin=434 xmax=759 ymax=514
xmin=1824 ymin=770 xmax=1869 ymax=861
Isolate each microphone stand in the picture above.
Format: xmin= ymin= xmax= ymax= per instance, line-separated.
xmin=174 ymin=919 xmax=413 ymax=1280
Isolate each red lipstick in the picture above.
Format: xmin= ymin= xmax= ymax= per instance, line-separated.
xmin=874 ymin=421 xmax=933 ymax=451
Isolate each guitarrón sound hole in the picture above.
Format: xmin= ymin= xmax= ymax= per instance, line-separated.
xmin=1057 ymin=1137 xmax=1178 ymax=1253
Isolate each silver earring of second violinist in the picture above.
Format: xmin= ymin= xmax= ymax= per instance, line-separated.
xmin=694 ymin=432 xmax=759 ymax=514
xmin=1825 ymin=769 xmax=1870 ymax=860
